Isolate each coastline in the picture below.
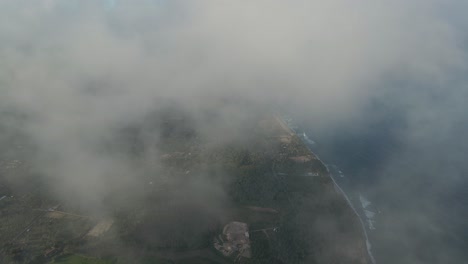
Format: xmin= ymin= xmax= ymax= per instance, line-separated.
xmin=279 ymin=116 xmax=376 ymax=264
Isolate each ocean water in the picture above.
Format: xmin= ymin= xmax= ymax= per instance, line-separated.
xmin=291 ymin=121 xmax=468 ymax=264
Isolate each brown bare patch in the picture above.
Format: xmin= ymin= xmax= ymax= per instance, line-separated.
xmin=46 ymin=211 xmax=65 ymax=219
xmin=86 ymin=219 xmax=114 ymax=237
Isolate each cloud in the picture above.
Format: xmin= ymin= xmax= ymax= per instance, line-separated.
xmin=0 ymin=1 xmax=466 ymax=262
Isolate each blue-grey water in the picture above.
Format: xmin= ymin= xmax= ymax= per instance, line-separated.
xmin=294 ymin=121 xmax=468 ymax=264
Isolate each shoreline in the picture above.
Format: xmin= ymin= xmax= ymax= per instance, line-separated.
xmin=277 ymin=116 xmax=376 ymax=264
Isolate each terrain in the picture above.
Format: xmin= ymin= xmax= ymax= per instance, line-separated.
xmin=0 ymin=110 xmax=368 ymax=264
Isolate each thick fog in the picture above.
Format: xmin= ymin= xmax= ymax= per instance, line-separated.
xmin=0 ymin=1 xmax=467 ymax=263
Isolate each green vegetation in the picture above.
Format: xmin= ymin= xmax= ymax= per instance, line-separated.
xmin=50 ymin=254 xmax=114 ymax=264
xmin=140 ymin=257 xmax=174 ymax=264
xmin=1 ymin=114 xmax=367 ymax=264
